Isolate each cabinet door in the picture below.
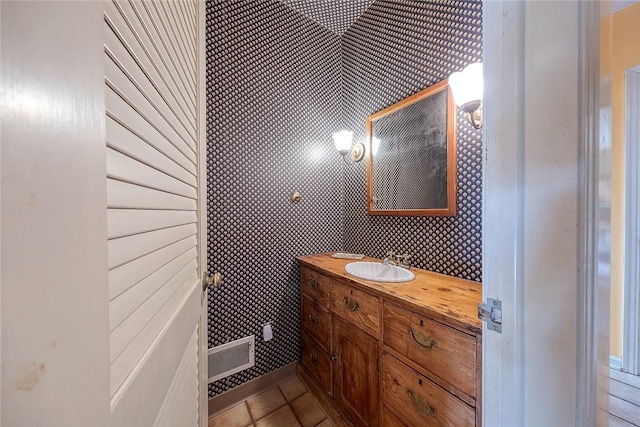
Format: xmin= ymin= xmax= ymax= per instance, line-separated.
xmin=333 ymin=316 xmax=379 ymax=427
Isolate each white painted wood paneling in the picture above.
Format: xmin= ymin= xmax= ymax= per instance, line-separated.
xmin=104 ymin=21 xmax=196 ymax=143
xmin=108 ymin=209 xmax=197 ymax=239
xmin=110 ymin=260 xmax=197 ymax=362
xmin=109 ymin=236 xmax=197 ymax=299
xmin=107 ymin=178 xmax=197 ymax=211
xmin=109 ymin=249 xmax=198 ymax=330
xmin=108 ymin=223 xmax=197 ymax=269
xmin=107 ymin=148 xmax=196 ymax=198
xmin=130 ymin=1 xmax=196 ymax=108
xmin=106 ymin=69 xmax=196 ymax=164
xmin=154 ymin=326 xmax=200 ymax=427
xmin=110 ymin=282 xmax=201 ymax=424
xmin=104 ymin=0 xmax=195 ymax=132
xmin=106 ymin=116 xmax=197 ymax=187
xmin=110 ymin=270 xmax=198 ymax=396
xmin=106 ymin=87 xmax=196 ymax=175
xmin=104 ymin=0 xmax=203 ymax=424
xmin=143 ymin=1 xmax=196 ymax=95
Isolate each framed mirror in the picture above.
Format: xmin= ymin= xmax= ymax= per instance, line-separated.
xmin=366 ymin=79 xmax=457 ymax=216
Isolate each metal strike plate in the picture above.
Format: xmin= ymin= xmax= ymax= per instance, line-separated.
xmin=478 ymin=298 xmax=502 ymax=333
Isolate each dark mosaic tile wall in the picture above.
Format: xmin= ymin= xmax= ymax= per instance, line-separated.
xmin=341 ymin=0 xmax=483 ymax=282
xmin=280 ymin=0 xmax=375 ymax=34
xmin=206 ymin=0 xmax=344 ymax=397
xmin=206 ymin=0 xmax=483 ymax=397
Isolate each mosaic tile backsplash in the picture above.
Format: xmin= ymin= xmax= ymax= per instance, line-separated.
xmin=206 ymin=0 xmax=482 ymax=397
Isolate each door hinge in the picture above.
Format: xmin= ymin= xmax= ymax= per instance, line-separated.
xmin=478 ymin=298 xmax=502 ymax=333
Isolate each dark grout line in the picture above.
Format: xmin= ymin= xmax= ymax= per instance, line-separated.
xmin=288 ymin=400 xmax=304 ymax=426
xmin=244 ymin=401 xmax=255 ymax=426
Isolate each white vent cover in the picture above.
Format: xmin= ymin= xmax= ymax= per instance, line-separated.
xmin=208 ymin=335 xmax=255 ymax=383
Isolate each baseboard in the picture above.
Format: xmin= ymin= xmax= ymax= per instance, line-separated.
xmin=207 ymin=362 xmax=297 ymax=418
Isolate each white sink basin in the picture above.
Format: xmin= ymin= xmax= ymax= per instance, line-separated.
xmin=345 ymin=261 xmax=415 ymax=283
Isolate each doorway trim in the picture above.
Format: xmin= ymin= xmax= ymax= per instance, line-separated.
xmin=483 ymin=1 xmax=612 ymax=425
xmin=623 ymin=65 xmax=640 ymax=376
xmin=576 ymin=1 xmax=615 ymax=425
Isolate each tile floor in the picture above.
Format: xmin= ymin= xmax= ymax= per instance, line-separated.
xmin=209 ymin=375 xmax=334 ymax=427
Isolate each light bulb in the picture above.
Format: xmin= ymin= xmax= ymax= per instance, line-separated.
xmin=333 ymin=129 xmax=353 ymax=155
xmin=449 ymin=62 xmax=483 ymax=107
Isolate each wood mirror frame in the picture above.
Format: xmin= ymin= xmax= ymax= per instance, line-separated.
xmin=365 ymin=79 xmax=457 ymax=216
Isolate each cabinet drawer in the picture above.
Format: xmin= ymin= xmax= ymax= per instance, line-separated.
xmin=301 ymin=332 xmax=332 ymax=395
xmin=301 ymin=296 xmax=331 ymax=350
xmin=382 ymin=408 xmax=406 ymax=427
xmin=330 ymin=280 xmax=380 ymax=338
xmin=300 ymin=266 xmax=330 ymax=309
xmin=381 ymin=353 xmax=475 ymax=427
xmin=383 ymin=302 xmax=476 ymax=398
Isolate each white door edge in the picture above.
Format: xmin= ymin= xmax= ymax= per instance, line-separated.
xmin=482 ymin=1 xmax=526 ymax=425
xmin=195 ymin=0 xmax=209 ymax=425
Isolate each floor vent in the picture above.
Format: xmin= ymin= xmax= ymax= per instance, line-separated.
xmin=208 ymin=335 xmax=255 ymax=383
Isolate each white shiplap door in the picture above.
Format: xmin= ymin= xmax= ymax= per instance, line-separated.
xmin=104 ymin=1 xmax=206 ymax=425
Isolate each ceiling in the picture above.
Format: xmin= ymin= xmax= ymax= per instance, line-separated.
xmin=282 ymin=1 xmax=640 ymax=34
xmin=279 ymin=0 xmax=376 ymax=34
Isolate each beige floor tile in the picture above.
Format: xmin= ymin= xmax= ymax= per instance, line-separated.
xmin=279 ymin=376 xmax=308 ymax=402
xmin=208 ymin=402 xmax=252 ymax=427
xmin=246 ymin=386 xmax=287 ymax=420
xmin=315 ymin=419 xmax=334 ymax=427
xmin=289 ymin=393 xmax=327 ymax=427
xmin=254 ymin=405 xmax=301 ymax=427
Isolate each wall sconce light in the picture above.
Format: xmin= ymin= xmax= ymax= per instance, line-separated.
xmin=448 ymin=62 xmax=483 ymax=129
xmin=333 ymin=129 xmax=365 ymax=164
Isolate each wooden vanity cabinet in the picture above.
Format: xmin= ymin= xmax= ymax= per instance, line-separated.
xmin=383 ymin=302 xmax=477 ymax=402
xmin=300 ymin=265 xmax=379 ymax=426
xmin=298 ymin=260 xmax=481 ymax=427
xmin=333 ymin=315 xmax=379 ymax=427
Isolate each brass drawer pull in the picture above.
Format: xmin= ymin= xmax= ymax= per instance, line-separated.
xmin=407 ymin=388 xmax=437 ymax=417
xmin=331 ymin=353 xmax=338 ymax=362
xmin=343 ymin=297 xmax=360 ymax=312
xmin=409 ymin=328 xmax=437 ymax=350
xmin=310 ymin=352 xmax=320 ymax=366
xmin=309 ymin=314 xmax=320 ymax=326
xmin=309 ymin=278 xmax=320 ymax=289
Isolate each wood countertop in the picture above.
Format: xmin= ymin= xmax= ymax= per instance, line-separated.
xmin=298 ymin=253 xmax=483 ymax=335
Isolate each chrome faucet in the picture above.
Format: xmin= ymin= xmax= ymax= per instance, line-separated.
xmin=382 ymin=251 xmax=411 ymax=269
